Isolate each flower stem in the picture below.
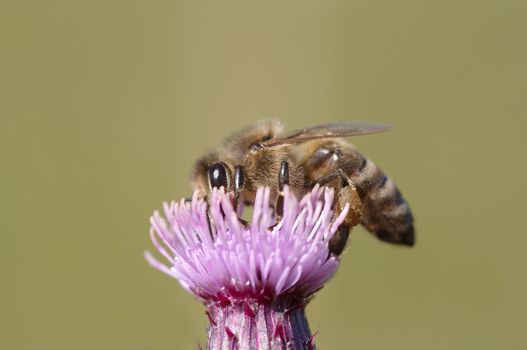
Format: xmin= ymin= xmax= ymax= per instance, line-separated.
xmin=206 ymin=301 xmax=316 ymax=350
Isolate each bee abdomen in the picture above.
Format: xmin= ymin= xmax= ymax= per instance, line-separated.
xmin=350 ymin=159 xmax=415 ymax=246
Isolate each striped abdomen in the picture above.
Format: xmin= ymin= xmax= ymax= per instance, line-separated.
xmin=299 ymin=139 xmax=415 ymax=246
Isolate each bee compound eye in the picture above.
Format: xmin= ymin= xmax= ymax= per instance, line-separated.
xmin=208 ymin=162 xmax=229 ymax=190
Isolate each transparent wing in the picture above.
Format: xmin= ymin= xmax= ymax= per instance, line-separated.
xmin=262 ymin=121 xmax=393 ymax=147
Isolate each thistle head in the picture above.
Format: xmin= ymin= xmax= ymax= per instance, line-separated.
xmin=145 ymin=185 xmax=350 ymax=306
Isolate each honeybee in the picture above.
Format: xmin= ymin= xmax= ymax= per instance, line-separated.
xmin=192 ymin=119 xmax=415 ymax=254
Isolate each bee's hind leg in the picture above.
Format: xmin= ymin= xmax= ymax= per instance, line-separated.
xmin=312 ymin=169 xmax=363 ymax=227
xmin=312 ymin=169 xmax=363 ymax=256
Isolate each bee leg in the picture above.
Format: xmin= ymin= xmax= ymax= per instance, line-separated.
xmin=328 ymin=225 xmax=351 ymax=256
xmin=314 ymin=169 xmax=363 ymax=256
xmin=313 ymin=169 xmax=363 ymax=226
xmin=232 ymin=165 xmax=244 ymax=208
xmin=278 ymin=160 xmax=289 ymax=191
xmin=330 ymin=181 xmax=363 ymax=255
xmin=275 ymin=160 xmax=289 ymax=220
xmin=233 ymin=165 xmax=249 ymax=226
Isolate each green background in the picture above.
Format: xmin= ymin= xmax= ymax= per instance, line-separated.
xmin=1 ymin=1 xmax=526 ymax=349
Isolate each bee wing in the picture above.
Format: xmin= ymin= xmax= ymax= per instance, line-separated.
xmin=262 ymin=121 xmax=393 ymax=147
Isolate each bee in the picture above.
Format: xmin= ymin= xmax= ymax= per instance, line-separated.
xmin=192 ymin=119 xmax=415 ymax=255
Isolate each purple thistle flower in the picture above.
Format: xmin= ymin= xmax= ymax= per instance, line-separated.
xmin=145 ymin=185 xmax=350 ymax=349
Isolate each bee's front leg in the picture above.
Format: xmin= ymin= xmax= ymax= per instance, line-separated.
xmin=233 ymin=165 xmax=244 ymax=206
xmin=274 ymin=160 xmax=289 ymax=221
xmin=232 ymin=165 xmax=250 ymax=226
xmin=313 ymin=169 xmax=363 ymax=256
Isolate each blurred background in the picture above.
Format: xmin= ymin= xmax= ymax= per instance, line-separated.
xmin=1 ymin=0 xmax=526 ymax=349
